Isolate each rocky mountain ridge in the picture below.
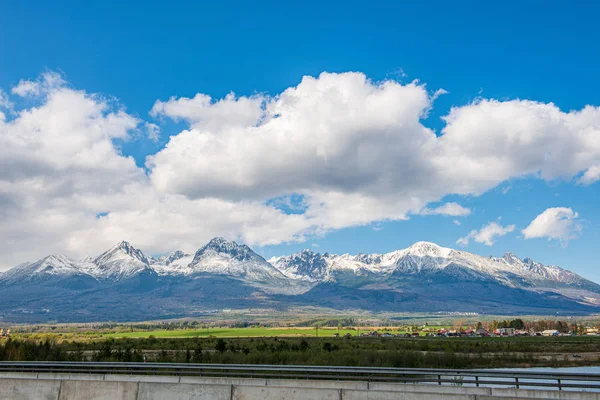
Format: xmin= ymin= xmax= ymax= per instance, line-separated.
xmin=1 ymin=238 xmax=598 ymax=322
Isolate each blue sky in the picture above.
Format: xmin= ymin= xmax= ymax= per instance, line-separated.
xmin=1 ymin=1 xmax=600 ymax=281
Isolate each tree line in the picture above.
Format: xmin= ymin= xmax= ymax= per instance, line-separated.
xmin=1 ymin=336 xmax=599 ymax=369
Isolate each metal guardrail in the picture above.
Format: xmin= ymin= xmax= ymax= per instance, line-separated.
xmin=0 ymin=362 xmax=599 ymax=391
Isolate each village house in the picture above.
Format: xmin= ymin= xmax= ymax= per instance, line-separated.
xmin=542 ymin=329 xmax=560 ymax=336
xmin=586 ymin=328 xmax=599 ymax=336
xmin=475 ymin=328 xmax=490 ymax=336
xmin=494 ymin=328 xmax=515 ymax=336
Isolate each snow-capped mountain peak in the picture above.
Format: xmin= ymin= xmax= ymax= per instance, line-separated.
xmin=102 ymin=241 xmax=149 ymax=263
xmin=36 ymin=254 xmax=76 ymax=274
xmin=502 ymin=252 xmax=521 ymax=265
xmin=195 ymin=237 xmax=260 ymax=262
xmin=269 ymin=249 xmax=328 ymax=281
xmin=189 ymin=237 xmax=286 ymax=281
xmin=0 ymin=254 xmax=87 ymax=284
xmin=91 ymin=241 xmax=152 ymax=281
xmin=2 ymin=239 xmax=599 ymax=310
xmin=405 ymin=241 xmax=452 ymax=258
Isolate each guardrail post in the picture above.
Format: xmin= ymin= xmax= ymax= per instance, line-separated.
xmin=438 ymin=375 xmax=441 ymax=385
xmin=515 ymin=377 xmax=519 ymax=389
xmin=475 ymin=375 xmax=479 ymax=387
xmin=558 ymin=378 xmax=562 ymax=391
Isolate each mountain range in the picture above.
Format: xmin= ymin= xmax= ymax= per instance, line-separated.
xmin=1 ymin=238 xmax=599 ymax=322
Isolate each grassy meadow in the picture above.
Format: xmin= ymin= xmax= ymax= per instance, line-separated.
xmin=106 ymin=327 xmax=374 ymax=339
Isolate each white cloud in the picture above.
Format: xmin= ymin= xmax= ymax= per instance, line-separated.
xmin=421 ymin=202 xmax=471 ymax=217
xmin=0 ymin=74 xmax=326 ymax=268
xmin=457 ymin=222 xmax=515 ymax=246
xmin=12 ymin=80 xmax=41 ymax=97
xmin=0 ymin=80 xmax=150 ymax=266
xmin=522 ymin=207 xmax=582 ymax=244
xmin=1 ymin=71 xmax=600 ymax=269
xmin=150 ymin=92 xmax=265 ymax=132
xmin=11 ymin=72 xmax=66 ymax=97
xmin=0 ymin=90 xmax=13 ymax=110
xmin=372 ymin=223 xmax=384 ymax=231
xmin=579 ymin=165 xmax=600 ymax=185
xmin=148 ymin=72 xmax=600 ymax=242
xmin=453 ymin=220 xmax=461 ymax=226
xmin=145 ymin=122 xmax=160 ymax=142
xmin=148 ymin=73 xmax=434 ymax=201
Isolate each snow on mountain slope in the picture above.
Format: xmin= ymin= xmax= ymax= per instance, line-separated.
xmin=1 ymin=239 xmax=597 ymax=304
xmin=151 ymin=250 xmax=186 ymax=265
xmin=269 ymin=250 xmax=329 ymax=282
xmin=189 ymin=238 xmax=286 ymax=281
xmin=270 ymin=241 xmax=600 ymax=297
xmin=270 ymin=242 xmax=454 ymax=281
xmin=90 ymin=241 xmax=154 ymax=281
xmin=0 ymin=254 xmax=90 ymax=284
xmin=187 ymin=238 xmax=312 ymax=295
xmin=150 ymin=251 xmax=195 ymax=275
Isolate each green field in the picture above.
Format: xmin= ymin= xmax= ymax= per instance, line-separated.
xmin=105 ymin=327 xmax=364 ymax=338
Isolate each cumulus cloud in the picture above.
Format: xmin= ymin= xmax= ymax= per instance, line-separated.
xmin=579 ymin=165 xmax=600 ymax=185
xmin=522 ymin=207 xmax=582 ymax=244
xmin=150 ymin=92 xmax=265 ymax=132
xmin=457 ymin=222 xmax=516 ymax=246
xmin=149 ymin=74 xmax=600 ymax=206
xmin=11 ymin=72 xmax=65 ymax=97
xmin=421 ymin=202 xmax=471 ymax=217
xmin=149 ymin=72 xmax=600 ymax=238
xmin=453 ymin=220 xmax=461 ymax=226
xmin=1 ymin=70 xmax=600 ymax=269
xmin=148 ymin=73 xmax=434 ymax=201
xmin=0 ymin=78 xmax=150 ymax=266
xmin=11 ymin=80 xmax=41 ymax=97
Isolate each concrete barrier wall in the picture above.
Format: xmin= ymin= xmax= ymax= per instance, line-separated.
xmin=180 ymin=377 xmax=266 ymax=386
xmin=0 ymin=378 xmax=60 ymax=400
xmin=266 ymin=378 xmax=368 ymax=390
xmin=342 ymin=389 xmax=478 ymax=400
xmin=476 ymin=397 xmax=534 ymax=400
xmin=58 ymin=380 xmax=138 ymax=400
xmin=0 ymin=372 xmax=39 ymax=380
xmin=138 ymin=382 xmax=231 ymax=400
xmin=104 ymin=374 xmax=180 ymax=383
xmin=38 ymin=373 xmax=106 ymax=381
xmin=232 ymin=385 xmax=341 ymax=400
xmin=370 ymin=381 xmax=492 ymax=395
xmin=1 ymin=373 xmax=600 ymax=400
xmin=491 ymin=387 xmax=600 ymax=399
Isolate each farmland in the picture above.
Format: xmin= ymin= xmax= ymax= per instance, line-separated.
xmin=106 ymin=327 xmax=381 ymax=339
xmin=3 ymin=315 xmax=600 ymax=369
